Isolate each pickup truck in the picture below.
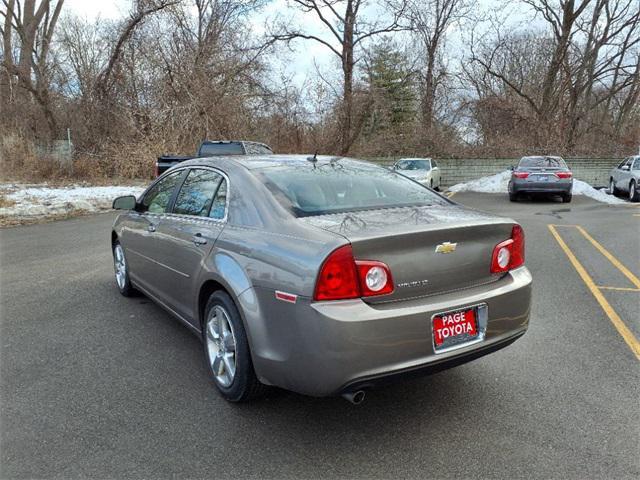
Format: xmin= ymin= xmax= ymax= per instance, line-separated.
xmin=155 ymin=140 xmax=273 ymax=176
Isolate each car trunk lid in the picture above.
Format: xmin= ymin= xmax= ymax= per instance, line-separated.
xmin=301 ymin=204 xmax=516 ymax=303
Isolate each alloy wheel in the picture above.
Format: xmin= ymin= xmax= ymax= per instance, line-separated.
xmin=114 ymin=244 xmax=127 ymax=290
xmin=206 ymin=305 xmax=237 ymax=387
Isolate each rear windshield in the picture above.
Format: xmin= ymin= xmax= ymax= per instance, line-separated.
xmin=518 ymin=156 xmax=567 ymax=168
xmin=254 ymin=161 xmax=447 ymax=217
xmin=199 ymin=142 xmax=244 ymax=156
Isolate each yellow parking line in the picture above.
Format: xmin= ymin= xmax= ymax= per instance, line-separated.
xmin=446 ymin=191 xmax=456 ymax=198
xmin=597 ymin=286 xmax=640 ymax=292
xmin=548 ymin=225 xmax=640 ymax=360
xmin=574 ymin=225 xmax=640 ymax=289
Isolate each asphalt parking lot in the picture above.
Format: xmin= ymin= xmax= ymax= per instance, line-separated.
xmin=1 ymin=192 xmax=638 ymax=479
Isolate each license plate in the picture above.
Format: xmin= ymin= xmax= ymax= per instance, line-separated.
xmin=536 ymin=175 xmax=548 ymax=181
xmin=432 ymin=307 xmax=478 ymax=350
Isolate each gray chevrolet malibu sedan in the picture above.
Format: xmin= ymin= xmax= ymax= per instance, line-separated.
xmin=111 ymin=155 xmax=532 ymax=403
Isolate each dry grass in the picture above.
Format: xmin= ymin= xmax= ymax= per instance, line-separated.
xmin=0 ymin=208 xmax=98 ymax=227
xmin=0 ymin=194 xmax=16 ymax=209
xmin=0 ymin=133 xmax=158 ymax=183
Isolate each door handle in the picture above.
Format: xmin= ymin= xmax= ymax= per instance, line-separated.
xmin=192 ymin=233 xmax=208 ymax=246
xmin=147 ymin=224 xmax=157 ymax=233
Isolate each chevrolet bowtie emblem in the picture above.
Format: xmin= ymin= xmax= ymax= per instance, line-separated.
xmin=435 ymin=242 xmax=457 ymax=254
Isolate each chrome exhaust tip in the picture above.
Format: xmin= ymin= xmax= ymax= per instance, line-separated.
xmin=342 ymin=390 xmax=366 ymax=405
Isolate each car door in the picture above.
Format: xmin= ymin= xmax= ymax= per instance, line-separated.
xmin=152 ymin=167 xmax=228 ymax=324
xmin=614 ymin=157 xmax=630 ymax=190
xmin=431 ymin=159 xmax=441 ymax=187
xmin=123 ymin=170 xmax=186 ymax=293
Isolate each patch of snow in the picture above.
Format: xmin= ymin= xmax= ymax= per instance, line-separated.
xmin=448 ymin=171 xmax=627 ymax=204
xmin=571 ymin=179 xmax=626 ymax=204
xmin=0 ymin=184 xmax=146 ymax=218
xmin=449 ymin=171 xmax=511 ymax=194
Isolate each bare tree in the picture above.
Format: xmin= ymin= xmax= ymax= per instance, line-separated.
xmin=272 ymin=0 xmax=408 ymax=155
xmin=1 ymin=0 xmax=64 ymax=138
xmin=407 ymin=0 xmax=469 ymax=132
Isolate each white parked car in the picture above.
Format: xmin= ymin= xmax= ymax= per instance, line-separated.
xmin=392 ymin=158 xmax=441 ymax=190
xmin=609 ymin=155 xmax=640 ymax=202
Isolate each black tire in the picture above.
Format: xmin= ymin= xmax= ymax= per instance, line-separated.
xmin=203 ymin=291 xmax=266 ymax=402
xmin=112 ymin=240 xmax=136 ymax=297
xmin=609 ymin=178 xmax=618 ymax=196
xmin=509 ymin=192 xmax=518 ymax=202
xmin=562 ymin=193 xmax=572 ymax=203
xmin=630 ymin=181 xmax=639 ymax=202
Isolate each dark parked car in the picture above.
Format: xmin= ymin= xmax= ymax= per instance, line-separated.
xmin=508 ymin=156 xmax=573 ymax=202
xmin=156 ymin=140 xmax=273 ymax=176
xmin=112 ymin=155 xmax=532 ymax=403
xmin=609 ymin=155 xmax=640 ymax=202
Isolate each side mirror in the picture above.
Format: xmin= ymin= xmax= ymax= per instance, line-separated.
xmin=113 ymin=195 xmax=137 ymax=210
xmin=509 ymin=165 xmax=515 ymax=171
xmin=621 ymin=165 xmax=630 ymax=171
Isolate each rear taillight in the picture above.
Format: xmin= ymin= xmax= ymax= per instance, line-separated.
xmin=513 ymin=172 xmax=529 ymax=179
xmin=356 ymin=260 xmax=394 ymax=296
xmin=314 ymin=246 xmax=394 ymax=301
xmin=554 ymin=171 xmax=572 ymax=179
xmin=491 ymin=225 xmax=525 ymax=274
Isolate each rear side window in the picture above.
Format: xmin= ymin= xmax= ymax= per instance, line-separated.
xmin=255 ymin=161 xmax=446 ymax=217
xmin=245 ymin=143 xmax=273 ymax=155
xmin=173 ymin=169 xmax=223 ymax=217
xmin=519 ymin=156 xmax=567 ymax=168
xmin=199 ymin=142 xmax=244 ymax=156
xmin=209 ymin=179 xmax=227 ymax=220
xmin=142 ymin=171 xmax=184 ymax=213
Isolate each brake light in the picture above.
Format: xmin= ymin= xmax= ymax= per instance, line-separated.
xmin=491 ymin=225 xmax=525 ymax=274
xmin=513 ymin=172 xmax=529 ymax=179
xmin=314 ymin=246 xmax=394 ymax=300
xmin=314 ymin=245 xmax=360 ymax=300
xmin=554 ymin=171 xmax=572 ymax=179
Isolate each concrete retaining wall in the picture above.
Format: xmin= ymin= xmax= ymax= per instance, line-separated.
xmin=368 ymin=157 xmax=620 ymax=187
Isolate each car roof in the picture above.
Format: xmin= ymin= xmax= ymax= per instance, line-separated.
xmin=398 ymin=158 xmax=432 ymax=161
xmin=520 ymin=155 xmax=564 ymax=160
xmin=201 ymin=139 xmax=271 ymax=149
xmin=178 ymin=154 xmax=376 ymax=171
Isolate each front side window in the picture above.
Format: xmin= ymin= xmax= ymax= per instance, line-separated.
xmin=617 ymin=158 xmax=629 ymax=169
xmin=633 ymin=159 xmax=640 ymax=171
xmin=173 ymin=169 xmax=223 ymax=217
xmin=255 ymin=161 xmax=446 ymax=217
xmin=142 ymin=171 xmax=184 ymax=213
xmin=431 ymin=159 xmax=438 ymax=168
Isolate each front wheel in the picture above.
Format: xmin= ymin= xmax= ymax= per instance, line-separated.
xmin=630 ymin=181 xmax=639 ymax=202
xmin=113 ymin=241 xmax=136 ymax=296
xmin=203 ymin=291 xmax=266 ymax=402
xmin=609 ymin=178 xmax=618 ymax=196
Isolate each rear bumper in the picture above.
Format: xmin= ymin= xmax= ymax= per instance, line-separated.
xmin=242 ymin=267 xmax=532 ymax=397
xmin=511 ymin=179 xmax=572 ymax=194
